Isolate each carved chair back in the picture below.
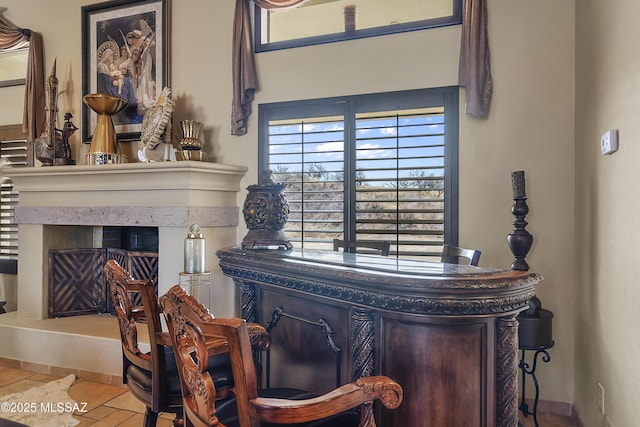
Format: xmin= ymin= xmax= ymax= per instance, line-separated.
xmin=160 ymin=284 xmax=404 ymax=427
xmin=105 ymin=259 xmax=183 ymax=427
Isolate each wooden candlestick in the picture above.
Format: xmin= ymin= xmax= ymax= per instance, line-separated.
xmin=507 ymin=171 xmax=533 ymax=270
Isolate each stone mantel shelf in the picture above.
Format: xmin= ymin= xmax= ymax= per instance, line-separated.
xmin=4 ymin=160 xmax=248 ymax=193
xmin=5 ymin=160 xmax=249 ymax=227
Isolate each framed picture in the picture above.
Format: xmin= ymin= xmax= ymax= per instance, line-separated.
xmin=81 ymin=0 xmax=170 ymax=143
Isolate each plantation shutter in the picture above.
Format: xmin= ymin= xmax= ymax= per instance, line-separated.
xmin=0 ymin=135 xmax=28 ymax=262
xmin=259 ymin=87 xmax=458 ymax=259
xmin=353 ymin=108 xmax=446 ymax=257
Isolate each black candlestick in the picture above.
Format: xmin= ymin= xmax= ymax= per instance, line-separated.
xmin=507 ymin=171 xmax=533 ymax=271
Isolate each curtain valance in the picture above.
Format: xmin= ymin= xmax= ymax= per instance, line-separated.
xmin=232 ymin=0 xmax=493 ymax=135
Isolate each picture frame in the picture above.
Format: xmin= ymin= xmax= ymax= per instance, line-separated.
xmin=81 ymin=0 xmax=170 ymax=143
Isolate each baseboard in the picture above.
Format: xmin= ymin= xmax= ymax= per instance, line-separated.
xmin=0 ymin=356 xmax=124 ymax=386
xmin=522 ymin=398 xmax=583 ymax=426
xmin=572 ymin=406 xmax=585 ymax=427
xmin=525 ymin=398 xmax=571 ymax=416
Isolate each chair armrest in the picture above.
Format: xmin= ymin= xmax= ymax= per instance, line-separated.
xmin=246 ymin=322 xmax=271 ymax=351
xmin=201 ymin=323 xmax=270 ymax=353
xmin=250 ymin=376 xmax=403 ymax=425
xmin=205 ymin=337 xmax=230 ymax=357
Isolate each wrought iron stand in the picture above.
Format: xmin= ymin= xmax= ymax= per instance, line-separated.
xmin=519 ymin=342 xmax=554 ymax=427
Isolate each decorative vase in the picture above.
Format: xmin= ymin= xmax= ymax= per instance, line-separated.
xmin=83 ymin=94 xmax=128 ymax=165
xmin=241 ymin=170 xmax=292 ymax=250
xmin=176 ymin=120 xmax=206 ymax=161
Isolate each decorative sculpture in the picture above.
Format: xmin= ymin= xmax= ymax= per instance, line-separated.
xmin=176 ymin=120 xmax=206 ymax=161
xmin=137 ymin=86 xmax=175 ymax=162
xmin=241 ymin=170 xmax=293 ymax=250
xmin=34 ymin=60 xmax=77 ymax=166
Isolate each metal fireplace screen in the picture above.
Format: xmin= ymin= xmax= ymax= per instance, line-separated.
xmin=48 ymin=247 xmax=158 ymax=318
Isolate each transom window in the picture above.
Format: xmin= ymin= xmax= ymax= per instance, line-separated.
xmin=258 ymin=87 xmax=459 ymax=259
xmin=255 ymin=0 xmax=462 ymax=52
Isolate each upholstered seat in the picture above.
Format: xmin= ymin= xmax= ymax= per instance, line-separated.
xmin=126 ymin=346 xmax=234 ymax=400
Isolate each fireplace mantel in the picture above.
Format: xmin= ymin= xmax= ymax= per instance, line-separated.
xmin=5 ymin=160 xmax=248 ymax=320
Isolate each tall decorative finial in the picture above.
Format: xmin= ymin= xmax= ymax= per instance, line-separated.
xmin=507 ymin=170 xmax=533 ymax=270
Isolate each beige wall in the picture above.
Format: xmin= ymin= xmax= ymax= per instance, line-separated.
xmin=575 ymin=1 xmax=640 ymax=427
xmin=0 ymin=0 xmax=587 ymax=416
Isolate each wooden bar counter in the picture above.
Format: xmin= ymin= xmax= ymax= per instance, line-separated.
xmin=216 ymin=247 xmax=541 ymax=427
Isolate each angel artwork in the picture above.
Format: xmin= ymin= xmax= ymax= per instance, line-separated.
xmin=125 ymin=19 xmax=157 ymax=115
xmin=84 ymin=0 xmax=167 ymax=143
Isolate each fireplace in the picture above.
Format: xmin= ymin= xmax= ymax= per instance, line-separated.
xmin=5 ymin=161 xmax=248 ymax=320
xmin=48 ymin=226 xmax=159 ymax=317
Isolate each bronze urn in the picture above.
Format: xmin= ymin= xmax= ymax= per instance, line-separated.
xmin=241 ymin=170 xmax=292 ymax=250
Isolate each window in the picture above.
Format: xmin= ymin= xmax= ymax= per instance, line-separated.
xmin=258 ymin=87 xmax=459 ymax=259
xmin=0 ymin=48 xmax=28 ymax=88
xmin=0 ymin=125 xmax=29 ymax=272
xmin=255 ymin=0 xmax=462 ymax=52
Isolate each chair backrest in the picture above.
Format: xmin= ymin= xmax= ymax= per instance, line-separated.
xmin=160 ymin=285 xmax=237 ymax=427
xmin=160 ymin=285 xmax=403 ymax=427
xmin=440 ymin=244 xmax=481 ymax=266
xmin=104 ymin=259 xmax=175 ymax=414
xmin=333 ymin=239 xmax=391 ymax=256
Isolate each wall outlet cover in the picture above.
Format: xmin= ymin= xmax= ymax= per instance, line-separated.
xmin=601 ymin=129 xmax=618 ymax=155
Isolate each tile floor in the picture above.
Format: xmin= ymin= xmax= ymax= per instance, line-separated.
xmin=0 ymin=365 xmax=174 ymax=427
xmin=0 ymin=364 xmax=577 ymax=427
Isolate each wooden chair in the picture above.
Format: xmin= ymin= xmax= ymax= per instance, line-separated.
xmin=106 ymin=260 xmax=268 ymax=427
xmin=440 ymin=244 xmax=481 ymax=266
xmin=332 ymin=239 xmax=391 ymax=256
xmin=160 ymin=285 xmax=403 ymax=427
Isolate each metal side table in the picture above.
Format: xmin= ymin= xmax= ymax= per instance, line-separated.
xmin=518 ymin=298 xmax=554 ymax=427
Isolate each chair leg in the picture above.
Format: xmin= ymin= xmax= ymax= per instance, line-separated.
xmin=143 ymin=407 xmax=159 ymax=427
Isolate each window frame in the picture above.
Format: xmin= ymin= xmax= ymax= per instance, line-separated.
xmin=254 ymin=1 xmax=463 ymax=53
xmin=258 ymin=86 xmax=459 ymax=256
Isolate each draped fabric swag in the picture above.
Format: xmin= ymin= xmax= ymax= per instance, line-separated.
xmin=458 ymin=0 xmax=492 ymax=118
xmin=0 ymin=13 xmax=45 ymax=142
xmin=231 ymin=0 xmax=307 ymax=136
xmin=232 ymin=0 xmax=493 ymax=134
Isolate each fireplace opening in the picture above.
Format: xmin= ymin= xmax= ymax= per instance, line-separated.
xmin=48 ymin=226 xmax=159 ymax=318
xmin=101 ymin=226 xmax=159 ymax=252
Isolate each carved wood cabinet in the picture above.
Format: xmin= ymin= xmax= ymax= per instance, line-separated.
xmin=216 ymin=247 xmax=541 ymax=427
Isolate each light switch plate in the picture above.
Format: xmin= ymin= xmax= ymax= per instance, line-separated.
xmin=601 ymin=129 xmax=618 ymax=155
